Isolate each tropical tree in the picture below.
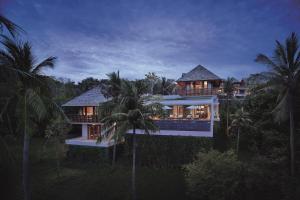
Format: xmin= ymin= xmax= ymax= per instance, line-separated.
xmin=0 ymin=37 xmax=56 ymax=200
xmin=223 ymin=77 xmax=235 ymax=135
xmin=159 ymin=77 xmax=175 ymax=95
xmin=101 ymin=71 xmax=121 ymax=99
xmin=229 ymin=108 xmax=252 ymax=154
xmin=145 ymin=72 xmax=159 ymax=94
xmin=98 ymin=71 xmax=122 ymax=166
xmin=0 ymin=15 xmax=22 ymax=134
xmin=77 ymin=77 xmax=100 ymax=92
xmin=101 ymin=80 xmax=159 ymax=200
xmin=45 ymin=115 xmax=70 ymax=178
xmin=255 ymin=32 xmax=300 ymax=176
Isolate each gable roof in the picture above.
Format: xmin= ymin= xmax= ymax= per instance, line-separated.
xmin=177 ymin=65 xmax=221 ymax=82
xmin=62 ymin=86 xmax=107 ymax=107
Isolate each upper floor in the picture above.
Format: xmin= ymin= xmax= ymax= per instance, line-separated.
xmin=62 ymin=86 xmax=105 ymax=124
xmin=173 ymin=65 xmax=249 ymax=97
xmin=173 ymin=65 xmax=222 ymax=96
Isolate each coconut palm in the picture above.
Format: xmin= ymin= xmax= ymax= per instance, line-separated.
xmin=101 ymin=71 xmax=121 ymax=99
xmin=145 ymin=72 xmax=159 ymax=94
xmin=0 ymin=37 xmax=56 ymax=200
xmin=101 ymin=80 xmax=159 ymax=200
xmin=98 ymin=71 xmax=122 ymax=166
xmin=160 ymin=77 xmax=175 ymax=95
xmin=229 ymin=108 xmax=252 ymax=154
xmin=223 ymin=77 xmax=235 ymax=135
xmin=255 ymin=32 xmax=300 ymax=176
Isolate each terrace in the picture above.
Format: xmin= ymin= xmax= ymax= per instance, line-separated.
xmin=127 ymin=95 xmax=220 ymax=137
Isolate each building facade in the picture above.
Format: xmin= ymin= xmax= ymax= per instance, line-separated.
xmin=63 ymin=65 xmax=245 ymax=147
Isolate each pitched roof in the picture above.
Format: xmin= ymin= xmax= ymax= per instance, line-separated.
xmin=177 ymin=65 xmax=221 ymax=82
xmin=62 ymin=86 xmax=107 ymax=107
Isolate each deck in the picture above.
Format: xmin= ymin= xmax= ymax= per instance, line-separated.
xmin=127 ymin=129 xmax=213 ymax=137
xmin=65 ymin=137 xmax=115 ymax=147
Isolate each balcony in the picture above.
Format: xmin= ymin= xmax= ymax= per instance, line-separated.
xmin=66 ymin=114 xmax=99 ymax=123
xmin=174 ymin=88 xmax=221 ymax=96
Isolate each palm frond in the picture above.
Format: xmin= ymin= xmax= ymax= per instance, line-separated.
xmin=0 ymin=15 xmax=24 ymax=37
xmin=32 ymin=56 xmax=56 ymax=74
xmin=286 ymin=32 xmax=299 ymax=70
xmin=272 ymin=90 xmax=289 ymax=122
xmin=255 ymin=54 xmax=284 ymax=74
xmin=274 ymin=40 xmax=288 ymax=66
xmin=26 ymin=88 xmax=47 ymax=121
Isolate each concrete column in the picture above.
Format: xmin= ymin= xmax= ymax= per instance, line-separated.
xmin=214 ymin=103 xmax=219 ymax=119
xmin=210 ymin=100 xmax=214 ymax=135
xmin=82 ymin=124 xmax=88 ymax=139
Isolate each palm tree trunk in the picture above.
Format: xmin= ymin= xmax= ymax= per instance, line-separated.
xmin=236 ymin=128 xmax=240 ymax=155
xmin=22 ymin=93 xmax=30 ymax=200
xmin=112 ymin=134 xmax=118 ymax=167
xmin=289 ymin=95 xmax=295 ymax=176
xmin=132 ymin=126 xmax=136 ymax=200
xmin=55 ymin=138 xmax=61 ymax=178
xmin=226 ymin=95 xmax=229 ymax=135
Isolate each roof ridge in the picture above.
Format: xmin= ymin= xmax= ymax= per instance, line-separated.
xmin=177 ymin=65 xmax=221 ymax=82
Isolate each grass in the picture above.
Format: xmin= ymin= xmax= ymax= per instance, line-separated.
xmin=3 ymin=137 xmax=188 ymax=200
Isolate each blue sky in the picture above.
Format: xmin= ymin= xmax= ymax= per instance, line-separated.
xmin=1 ymin=0 xmax=300 ymax=82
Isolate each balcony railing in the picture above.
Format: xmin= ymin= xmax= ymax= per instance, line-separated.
xmin=174 ymin=88 xmax=221 ymax=96
xmin=154 ymin=119 xmax=211 ymax=131
xmin=66 ymin=114 xmax=99 ymax=123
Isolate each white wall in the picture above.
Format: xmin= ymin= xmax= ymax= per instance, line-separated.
xmin=82 ymin=124 xmax=88 ymax=139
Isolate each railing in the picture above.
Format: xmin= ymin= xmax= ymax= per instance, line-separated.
xmin=154 ymin=119 xmax=211 ymax=131
xmin=66 ymin=114 xmax=99 ymax=123
xmin=174 ymin=88 xmax=221 ymax=96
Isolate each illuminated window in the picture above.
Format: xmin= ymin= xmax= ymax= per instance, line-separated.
xmin=82 ymin=107 xmax=94 ymax=116
xmin=204 ymin=81 xmax=208 ymax=88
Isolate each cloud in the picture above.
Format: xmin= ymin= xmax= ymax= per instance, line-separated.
xmin=4 ymin=0 xmax=300 ymax=82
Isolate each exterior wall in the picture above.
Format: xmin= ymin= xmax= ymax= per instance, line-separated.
xmin=82 ymin=124 xmax=88 ymax=139
xmin=154 ymin=120 xmax=210 ymax=131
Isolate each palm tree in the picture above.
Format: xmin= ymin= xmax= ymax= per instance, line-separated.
xmin=101 ymin=80 xmax=159 ymax=200
xmin=0 ymin=37 xmax=56 ymax=200
xmin=145 ymin=72 xmax=159 ymax=94
xmin=229 ymin=108 xmax=252 ymax=154
xmin=223 ymin=77 xmax=235 ymax=135
xmin=99 ymin=71 xmax=122 ymax=166
xmin=160 ymin=77 xmax=175 ymax=95
xmin=101 ymin=71 xmax=121 ymax=99
xmin=255 ymin=32 xmax=300 ymax=176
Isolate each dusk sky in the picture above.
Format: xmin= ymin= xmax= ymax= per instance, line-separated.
xmin=1 ymin=0 xmax=300 ymax=82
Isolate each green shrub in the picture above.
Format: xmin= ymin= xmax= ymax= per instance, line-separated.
xmin=66 ymin=146 xmax=112 ymax=163
xmin=185 ymin=150 xmax=243 ymax=200
xmin=124 ymin=134 xmax=212 ymax=167
xmin=185 ymin=150 xmax=298 ymax=200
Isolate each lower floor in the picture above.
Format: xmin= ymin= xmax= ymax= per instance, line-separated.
xmin=65 ymin=137 xmax=115 ymax=147
xmin=66 ymin=119 xmax=214 ymax=147
xmin=159 ymin=104 xmax=219 ymax=120
xmin=65 ymin=123 xmax=115 ymax=147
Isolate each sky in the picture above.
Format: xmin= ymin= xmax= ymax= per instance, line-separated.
xmin=1 ymin=0 xmax=300 ymax=82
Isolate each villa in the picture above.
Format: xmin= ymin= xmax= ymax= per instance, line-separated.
xmin=62 ymin=65 xmax=244 ymax=147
